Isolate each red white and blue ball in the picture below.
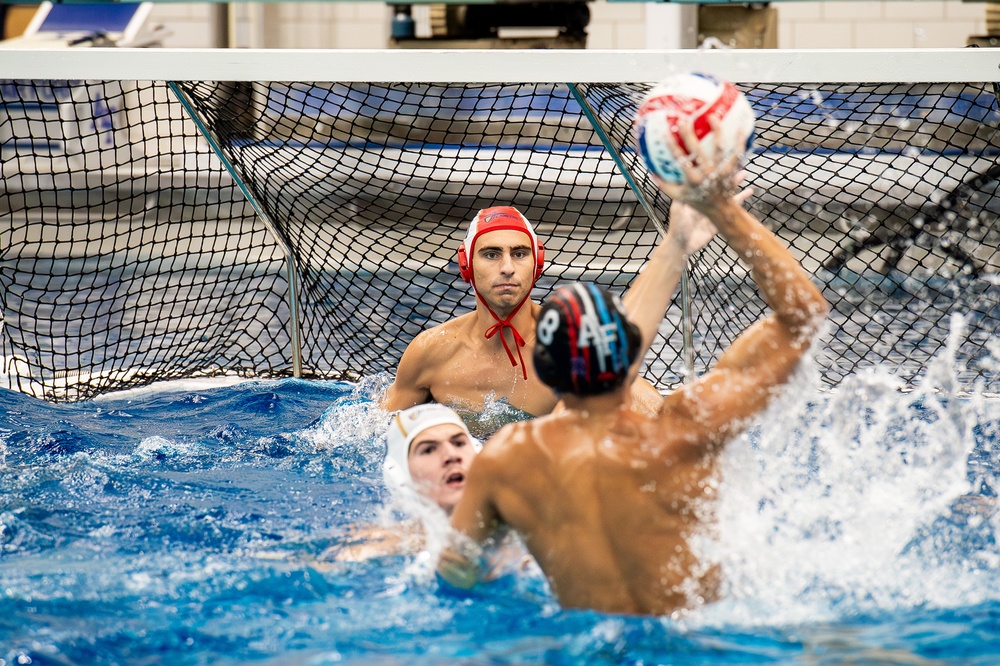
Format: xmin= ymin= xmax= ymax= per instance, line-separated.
xmin=634 ymin=72 xmax=756 ymax=184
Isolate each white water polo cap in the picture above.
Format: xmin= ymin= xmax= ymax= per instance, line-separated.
xmin=383 ymin=403 xmax=482 ymax=489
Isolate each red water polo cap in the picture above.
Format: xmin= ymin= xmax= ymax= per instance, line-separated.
xmin=457 ymin=206 xmax=544 ymax=284
xmin=456 ymin=206 xmax=546 ymax=380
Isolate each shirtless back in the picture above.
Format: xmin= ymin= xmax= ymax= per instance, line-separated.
xmin=439 ymin=189 xmax=829 ymax=615
xmin=456 ymin=405 xmax=720 ymax=613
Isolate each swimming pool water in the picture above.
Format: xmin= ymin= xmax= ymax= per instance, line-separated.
xmin=0 ymin=359 xmax=998 ymax=665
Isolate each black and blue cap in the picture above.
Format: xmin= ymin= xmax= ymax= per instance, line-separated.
xmin=533 ymin=283 xmax=641 ymax=396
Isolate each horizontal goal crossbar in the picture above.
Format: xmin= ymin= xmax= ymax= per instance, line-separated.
xmin=0 ymin=48 xmax=998 ymax=83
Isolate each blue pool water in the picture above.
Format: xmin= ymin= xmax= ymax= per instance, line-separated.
xmin=1 ymin=345 xmax=999 ymax=664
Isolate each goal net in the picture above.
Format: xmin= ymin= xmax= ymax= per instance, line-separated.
xmin=1 ymin=49 xmax=998 ymax=400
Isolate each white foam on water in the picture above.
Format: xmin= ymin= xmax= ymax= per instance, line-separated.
xmin=133 ymin=434 xmax=201 ymax=460
xmin=696 ymin=315 xmax=999 ymax=626
xmin=297 ymin=375 xmax=391 ymax=458
xmin=92 ymin=375 xmax=263 ymax=403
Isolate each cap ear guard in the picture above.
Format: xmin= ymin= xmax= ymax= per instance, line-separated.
xmin=533 ymin=242 xmax=545 ymax=282
xmin=382 ymin=455 xmax=411 ymax=492
xmin=457 ymin=242 xmax=472 ymax=283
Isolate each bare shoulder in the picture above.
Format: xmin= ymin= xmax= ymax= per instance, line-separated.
xmin=655 ymin=371 xmax=744 ymax=454
xmin=475 ymin=419 xmax=537 ymax=464
xmin=476 ymin=415 xmax=567 ymax=475
xmin=406 ymin=313 xmax=475 ymax=360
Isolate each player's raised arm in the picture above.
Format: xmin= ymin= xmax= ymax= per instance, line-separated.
xmin=666 ymin=118 xmax=827 ymax=346
xmin=657 ymin=120 xmax=828 ymax=448
xmin=621 ymin=199 xmax=716 ymax=361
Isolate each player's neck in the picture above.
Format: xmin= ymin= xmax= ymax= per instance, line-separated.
xmin=560 ymin=387 xmax=629 ymax=416
xmin=473 ymin=298 xmax=537 ymax=332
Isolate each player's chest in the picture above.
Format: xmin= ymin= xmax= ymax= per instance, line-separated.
xmin=433 ymin=345 xmax=554 ymax=412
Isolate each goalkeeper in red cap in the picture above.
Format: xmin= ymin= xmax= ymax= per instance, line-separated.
xmin=383 ymin=204 xmax=717 ymax=418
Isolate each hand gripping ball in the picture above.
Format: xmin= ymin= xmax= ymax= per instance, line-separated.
xmin=634 ymin=72 xmax=756 ymax=185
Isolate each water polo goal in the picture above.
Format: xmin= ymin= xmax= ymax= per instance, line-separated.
xmin=1 ymin=48 xmax=998 ymax=400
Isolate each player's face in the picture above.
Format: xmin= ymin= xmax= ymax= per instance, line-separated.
xmin=407 ymin=423 xmax=475 ymax=513
xmin=471 ymin=229 xmax=535 ymax=313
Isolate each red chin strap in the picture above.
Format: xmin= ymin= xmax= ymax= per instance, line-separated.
xmin=471 ymin=276 xmax=533 ymax=381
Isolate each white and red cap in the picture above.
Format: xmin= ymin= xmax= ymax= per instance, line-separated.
xmin=458 ymin=206 xmax=544 ymax=283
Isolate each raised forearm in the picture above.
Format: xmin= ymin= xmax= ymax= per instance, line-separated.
xmin=621 ymin=235 xmax=688 ymax=351
xmin=698 ymin=200 xmax=827 ymax=339
xmin=623 ymin=200 xmax=719 ymax=352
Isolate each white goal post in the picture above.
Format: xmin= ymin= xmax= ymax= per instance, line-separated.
xmin=0 ymin=47 xmax=998 ymax=83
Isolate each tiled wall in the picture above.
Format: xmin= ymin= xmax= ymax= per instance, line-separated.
xmin=778 ymin=1 xmax=988 ymax=48
xmin=586 ymin=1 xmax=648 ymax=49
xmin=146 ymin=1 xmax=990 ymax=49
xmin=145 ymin=3 xmax=218 ymax=47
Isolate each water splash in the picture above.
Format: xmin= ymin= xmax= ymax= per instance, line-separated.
xmin=297 ymin=376 xmax=388 ymax=461
xmin=703 ymin=315 xmax=999 ymax=624
xmin=457 ymin=392 xmax=534 ymax=440
xmin=1 ymin=372 xmax=998 ymax=662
